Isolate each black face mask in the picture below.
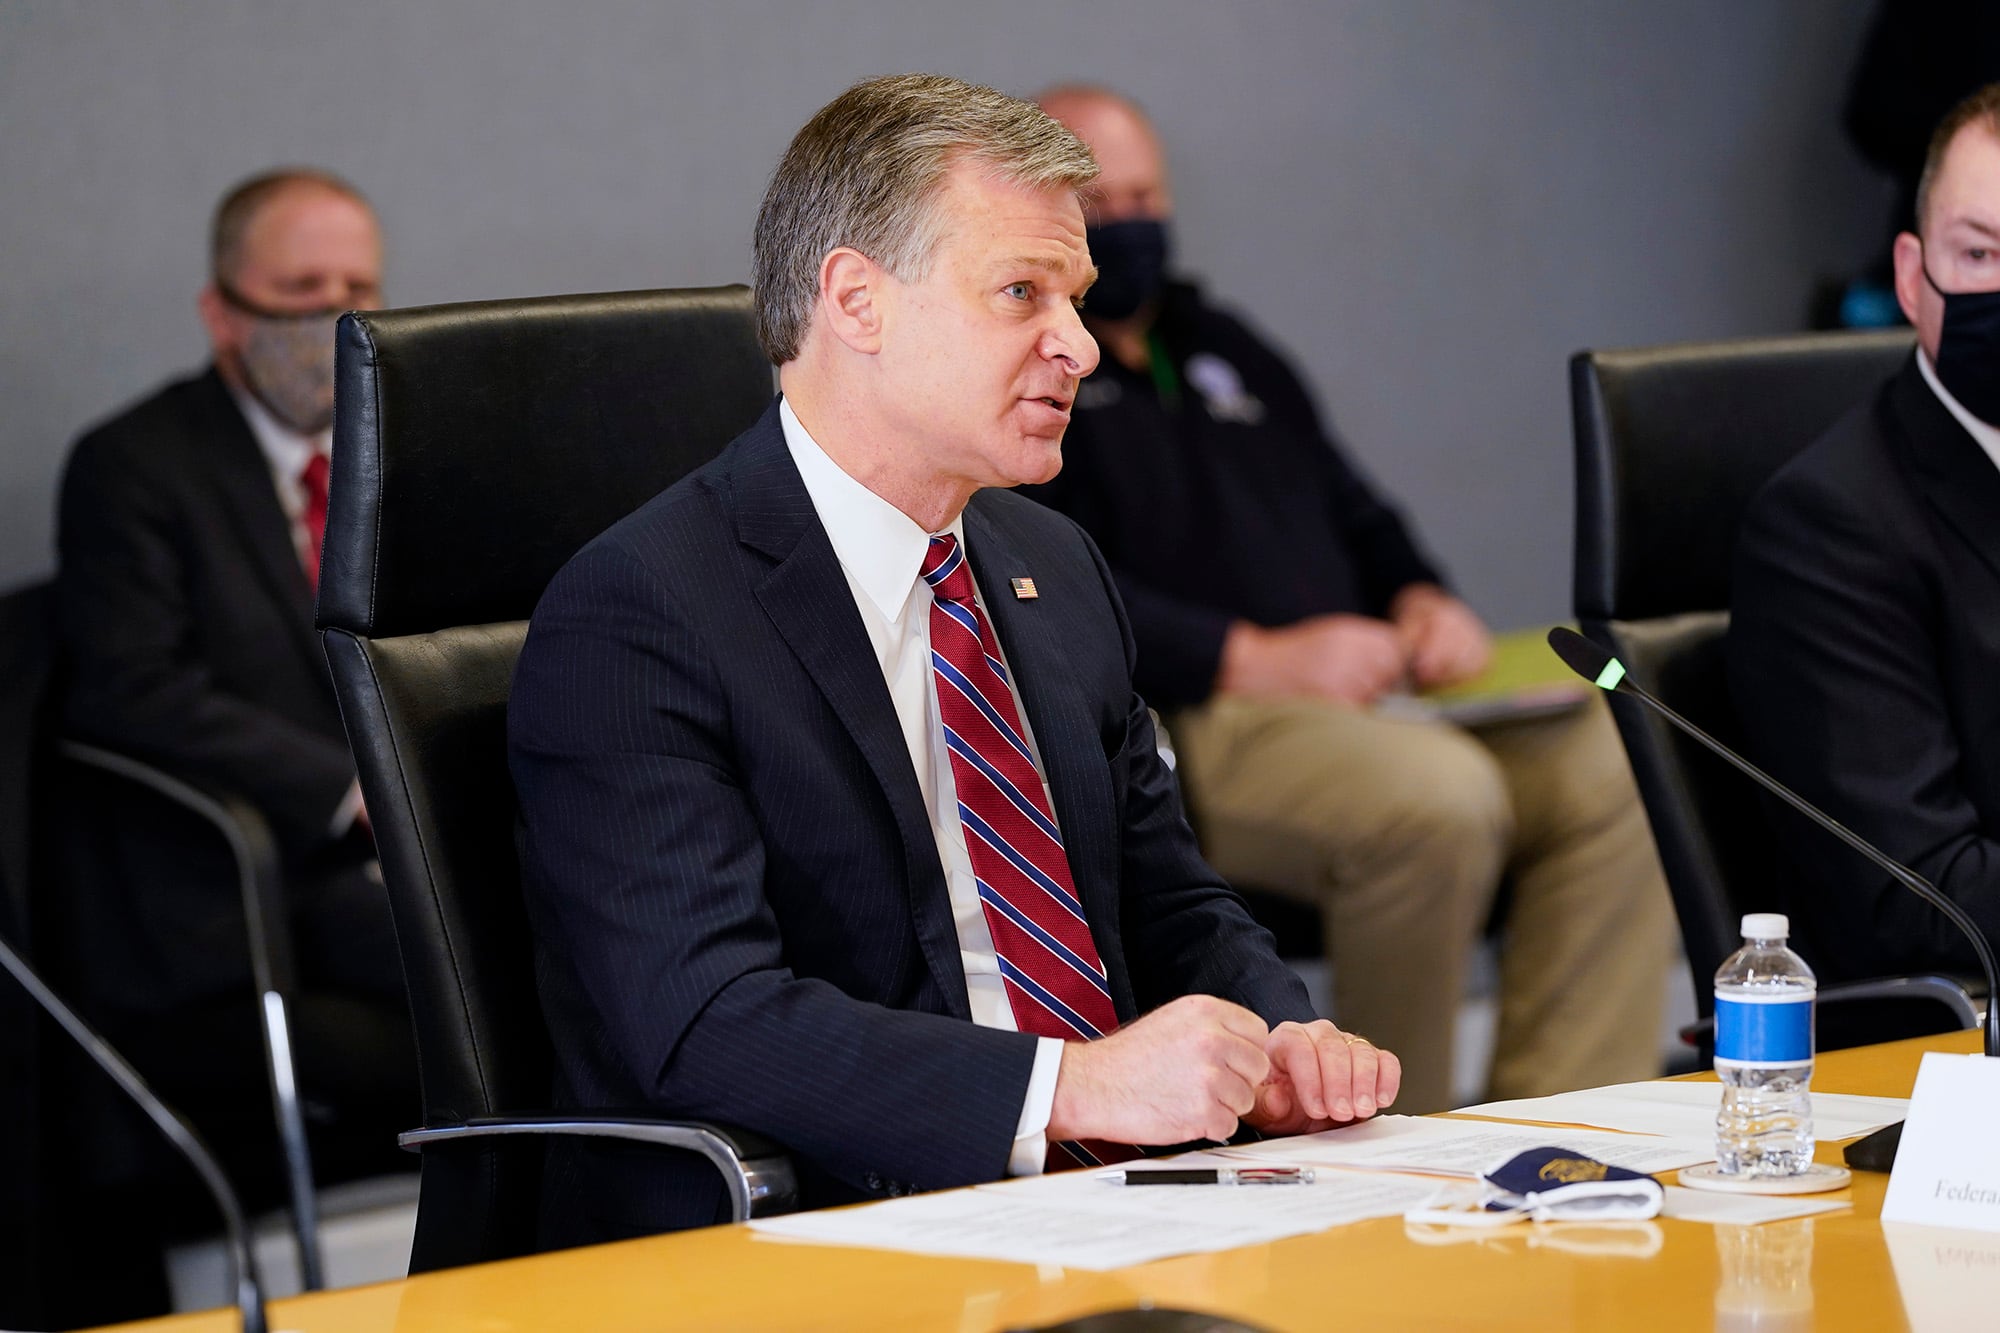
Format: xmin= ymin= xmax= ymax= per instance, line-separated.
xmin=1083 ymin=218 xmax=1170 ymax=321
xmin=1923 ymin=253 xmax=2000 ymax=425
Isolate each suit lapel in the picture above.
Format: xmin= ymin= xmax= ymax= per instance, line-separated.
xmin=190 ymin=371 xmax=323 ymax=673
xmin=730 ymin=408 xmax=971 ymax=1014
xmin=962 ymin=498 xmax=1122 ymax=971
xmin=1888 ymin=359 xmax=2000 ymax=587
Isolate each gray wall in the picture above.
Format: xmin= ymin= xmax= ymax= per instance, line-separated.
xmin=0 ymin=0 xmax=1887 ymax=627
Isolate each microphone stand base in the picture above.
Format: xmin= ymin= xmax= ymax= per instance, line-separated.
xmin=1843 ymin=1120 xmax=1904 ymax=1172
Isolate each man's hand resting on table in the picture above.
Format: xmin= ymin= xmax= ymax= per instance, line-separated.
xmin=1249 ymin=1019 xmax=1402 ymax=1136
xmin=1046 ymin=996 xmax=1400 ymax=1145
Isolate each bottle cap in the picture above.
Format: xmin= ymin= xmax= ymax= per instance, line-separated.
xmin=1740 ymin=912 xmax=1789 ymax=940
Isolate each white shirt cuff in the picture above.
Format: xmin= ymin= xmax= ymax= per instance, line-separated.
xmin=1007 ymin=1037 xmax=1066 ymax=1176
xmin=329 ymin=779 xmax=365 ymax=837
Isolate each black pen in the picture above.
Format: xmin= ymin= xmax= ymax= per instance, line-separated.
xmin=1106 ymin=1167 xmax=1314 ymax=1186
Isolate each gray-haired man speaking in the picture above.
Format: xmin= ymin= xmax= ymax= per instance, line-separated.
xmin=511 ymin=73 xmax=1399 ymax=1247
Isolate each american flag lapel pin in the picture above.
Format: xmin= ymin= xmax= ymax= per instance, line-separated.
xmin=1009 ymin=577 xmax=1039 ymax=601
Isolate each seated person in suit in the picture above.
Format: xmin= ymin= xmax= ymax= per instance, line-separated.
xmin=1732 ymin=83 xmax=2000 ymax=985
xmin=509 ymin=73 xmax=1399 ymax=1248
xmin=1027 ymin=86 xmax=1676 ymax=1113
xmin=54 ymin=168 xmax=411 ymax=1184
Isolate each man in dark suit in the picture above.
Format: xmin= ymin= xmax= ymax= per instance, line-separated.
xmin=53 ymin=169 xmax=409 ymax=1184
xmin=1732 ymin=84 xmax=2000 ymax=984
xmin=510 ymin=73 xmax=1401 ymax=1248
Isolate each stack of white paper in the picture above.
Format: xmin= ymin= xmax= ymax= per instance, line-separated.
xmin=750 ymin=1150 xmax=1435 ymax=1269
xmin=748 ymin=1108 xmax=1838 ymax=1269
xmin=1451 ymin=1081 xmax=1907 ymax=1143
xmin=1218 ymin=1113 xmax=1715 ymax=1177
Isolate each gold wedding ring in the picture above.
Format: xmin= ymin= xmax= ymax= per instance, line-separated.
xmin=1340 ymin=1033 xmax=1371 ymax=1048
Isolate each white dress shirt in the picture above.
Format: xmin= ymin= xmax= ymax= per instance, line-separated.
xmin=229 ymin=381 xmax=332 ymax=566
xmin=1916 ymin=346 xmax=2000 ymax=476
xmin=227 ymin=381 xmax=363 ymax=837
xmin=779 ymin=399 xmax=1065 ymax=1175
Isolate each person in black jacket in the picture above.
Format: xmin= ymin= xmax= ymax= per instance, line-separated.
xmin=53 ymin=169 xmax=411 ymax=1191
xmin=1733 ymin=84 xmax=2000 ymax=986
xmin=1032 ymin=87 xmax=1674 ymax=1112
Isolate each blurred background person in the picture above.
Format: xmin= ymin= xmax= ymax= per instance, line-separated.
xmin=1030 ymin=86 xmax=1676 ymax=1113
xmin=46 ymin=168 xmax=415 ymax=1316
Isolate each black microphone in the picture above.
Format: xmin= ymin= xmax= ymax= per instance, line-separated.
xmin=1547 ymin=627 xmax=1997 ymax=1170
xmin=0 ymin=932 xmax=269 ymax=1333
xmin=1547 ymin=625 xmax=2000 ymax=1057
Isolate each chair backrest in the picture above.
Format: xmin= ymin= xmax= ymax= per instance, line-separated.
xmin=1570 ymin=330 xmax=1911 ymax=1001
xmin=317 ymin=286 xmax=772 ymax=1269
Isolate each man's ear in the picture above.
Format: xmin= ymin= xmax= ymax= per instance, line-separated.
xmin=818 ymin=247 xmax=885 ymax=354
xmin=196 ymin=283 xmax=238 ymax=358
xmin=1892 ymin=231 xmax=1927 ymax=329
xmin=1896 ymin=230 xmax=1928 ymax=326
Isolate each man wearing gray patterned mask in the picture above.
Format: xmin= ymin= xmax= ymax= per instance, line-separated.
xmin=208 ymin=282 xmax=345 ymax=435
xmin=52 ymin=170 xmax=412 ymax=1217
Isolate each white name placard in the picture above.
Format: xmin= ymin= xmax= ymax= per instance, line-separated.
xmin=1882 ymin=1052 xmax=2000 ymax=1232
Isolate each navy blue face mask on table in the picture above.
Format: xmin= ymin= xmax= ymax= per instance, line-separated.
xmin=1083 ymin=218 xmax=1171 ymax=321
xmin=1923 ymin=251 xmax=2000 ymax=426
xmin=1403 ymin=1146 xmax=1664 ymax=1227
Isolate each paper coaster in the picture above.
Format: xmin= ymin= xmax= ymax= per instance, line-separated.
xmin=1678 ymin=1162 xmax=1851 ymax=1195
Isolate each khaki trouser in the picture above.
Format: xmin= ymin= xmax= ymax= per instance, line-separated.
xmin=1169 ymin=693 xmax=1676 ymax=1114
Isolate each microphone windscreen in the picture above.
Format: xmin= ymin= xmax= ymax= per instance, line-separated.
xmin=1547 ymin=626 xmax=1619 ymax=686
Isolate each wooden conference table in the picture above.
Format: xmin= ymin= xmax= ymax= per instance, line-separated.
xmin=102 ymin=1030 xmax=1988 ymax=1332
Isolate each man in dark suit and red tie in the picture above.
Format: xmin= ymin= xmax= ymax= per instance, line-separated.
xmin=53 ymin=169 xmax=411 ymax=1193
xmin=509 ymin=73 xmax=1400 ymax=1248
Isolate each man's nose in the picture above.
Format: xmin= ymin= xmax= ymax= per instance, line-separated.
xmin=1046 ymin=303 xmax=1100 ymax=379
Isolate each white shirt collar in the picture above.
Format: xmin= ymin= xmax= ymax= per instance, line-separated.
xmin=778 ymin=397 xmax=964 ymax=622
xmin=226 ymin=378 xmax=331 ymax=517
xmin=1916 ymin=347 xmax=2000 ymax=476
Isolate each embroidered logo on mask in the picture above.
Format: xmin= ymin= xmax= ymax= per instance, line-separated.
xmin=1536 ymin=1157 xmax=1612 ymax=1185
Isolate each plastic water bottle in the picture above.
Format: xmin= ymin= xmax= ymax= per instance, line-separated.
xmin=1714 ymin=913 xmax=1816 ymax=1176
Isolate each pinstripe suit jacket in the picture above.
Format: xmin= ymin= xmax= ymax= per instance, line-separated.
xmin=510 ymin=401 xmax=1313 ymax=1247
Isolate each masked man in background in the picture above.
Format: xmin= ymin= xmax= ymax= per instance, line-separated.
xmin=1732 ymin=84 xmax=2000 ymax=990
xmin=53 ymin=168 xmax=412 ymax=1200
xmin=1030 ymin=87 xmax=1676 ymax=1113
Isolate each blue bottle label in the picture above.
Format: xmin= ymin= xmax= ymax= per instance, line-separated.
xmin=1713 ymin=992 xmax=1814 ymax=1066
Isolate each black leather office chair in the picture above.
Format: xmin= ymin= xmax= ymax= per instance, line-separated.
xmin=0 ymin=579 xmax=338 ymax=1327
xmin=1571 ymin=328 xmax=1981 ymax=1049
xmin=317 ymin=285 xmax=798 ymax=1274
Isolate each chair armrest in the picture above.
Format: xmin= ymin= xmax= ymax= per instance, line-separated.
xmin=55 ymin=740 xmax=329 ymax=1286
xmin=1677 ymin=972 xmax=1985 ymax=1044
xmin=398 ymin=1115 xmax=798 ymax=1221
xmin=57 ymin=740 xmax=295 ymax=994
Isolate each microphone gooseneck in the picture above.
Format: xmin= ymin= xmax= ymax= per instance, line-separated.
xmin=0 ymin=933 xmax=269 ymax=1333
xmin=1547 ymin=626 xmax=2000 ymax=1060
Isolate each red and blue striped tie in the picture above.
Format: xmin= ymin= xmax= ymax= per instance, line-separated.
xmin=921 ymin=534 xmax=1136 ymax=1168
